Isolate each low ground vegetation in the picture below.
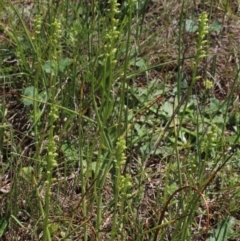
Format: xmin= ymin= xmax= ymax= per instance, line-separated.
xmin=0 ymin=0 xmax=240 ymax=240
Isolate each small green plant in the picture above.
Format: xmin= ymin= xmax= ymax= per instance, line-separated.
xmin=111 ymin=136 xmax=132 ymax=240
xmin=207 ymin=216 xmax=235 ymax=241
xmin=41 ymin=17 xmax=62 ymax=241
xmin=1 ymin=0 xmax=240 ymax=240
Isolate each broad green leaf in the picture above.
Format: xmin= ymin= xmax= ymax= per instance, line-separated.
xmin=185 ymin=19 xmax=198 ymax=33
xmin=43 ymin=59 xmax=72 ymax=75
xmin=212 ymin=115 xmax=224 ymax=124
xmin=42 ymin=60 xmax=56 ymax=75
xmin=209 ymin=19 xmax=222 ymax=34
xmin=61 ymin=143 xmax=78 ymax=161
xmin=59 ymin=58 xmax=72 ymax=72
xmin=37 ymin=90 xmax=47 ymax=102
xmin=161 ymin=101 xmax=173 ymax=116
xmin=135 ymin=58 xmax=146 ymax=69
xmin=22 ymin=87 xmax=47 ymax=106
xmin=207 ymin=216 xmax=235 ymax=241
xmin=22 ymin=86 xmax=38 ymax=106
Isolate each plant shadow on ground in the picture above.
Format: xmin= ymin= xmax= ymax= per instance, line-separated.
xmin=0 ymin=0 xmax=240 ymax=240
